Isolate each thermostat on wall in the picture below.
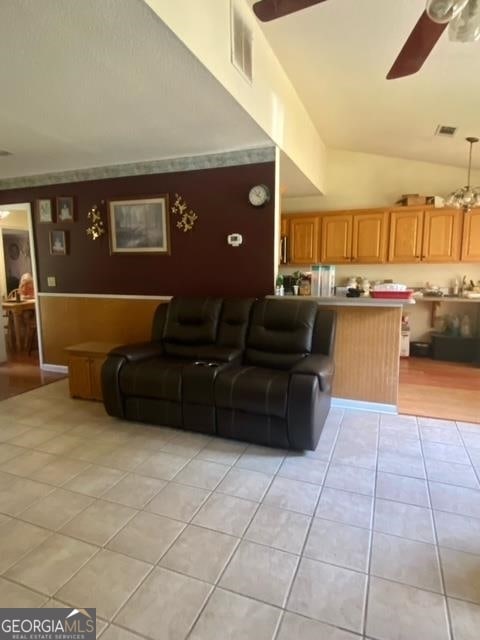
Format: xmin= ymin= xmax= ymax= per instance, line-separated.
xmin=227 ymin=233 xmax=243 ymax=247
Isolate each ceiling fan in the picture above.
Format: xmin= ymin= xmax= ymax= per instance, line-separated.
xmin=252 ymin=0 xmax=480 ymax=79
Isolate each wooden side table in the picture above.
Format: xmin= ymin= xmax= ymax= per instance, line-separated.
xmin=66 ymin=341 xmax=120 ymax=401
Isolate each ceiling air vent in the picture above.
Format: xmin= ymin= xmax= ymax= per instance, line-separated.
xmin=0 ymin=150 xmax=12 ymax=156
xmin=231 ymin=1 xmax=253 ymax=83
xmin=435 ymin=125 xmax=457 ymax=137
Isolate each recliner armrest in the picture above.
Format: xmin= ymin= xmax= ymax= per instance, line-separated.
xmin=108 ymin=341 xmax=164 ymax=363
xmin=290 ymin=354 xmax=334 ymax=393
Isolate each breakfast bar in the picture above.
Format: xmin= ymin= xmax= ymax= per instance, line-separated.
xmin=268 ymin=295 xmax=408 ymax=411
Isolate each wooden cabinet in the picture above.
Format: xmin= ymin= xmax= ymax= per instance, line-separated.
xmin=422 ymin=208 xmax=462 ymax=262
xmin=289 ymin=215 xmax=319 ymax=264
xmin=321 ymin=210 xmax=387 ymax=264
xmin=280 ymin=215 xmax=289 ymax=237
xmin=66 ymin=341 xmax=119 ymax=401
xmin=283 ymin=205 xmax=468 ymax=265
xmin=389 ymin=208 xmax=462 ymax=263
xmin=352 ymin=211 xmax=387 ymax=263
xmin=388 ymin=209 xmax=423 ymax=262
xmin=461 ymin=209 xmax=480 ymax=261
xmin=321 ymin=213 xmax=352 ymax=264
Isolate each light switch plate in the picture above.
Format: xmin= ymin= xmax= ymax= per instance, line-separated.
xmin=47 ymin=276 xmax=56 ymax=287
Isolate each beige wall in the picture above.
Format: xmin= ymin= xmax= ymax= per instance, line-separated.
xmin=283 ymin=148 xmax=480 ymax=211
xmin=144 ymin=0 xmax=326 ymax=192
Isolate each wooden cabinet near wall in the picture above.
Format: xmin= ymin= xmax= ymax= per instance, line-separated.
xmin=283 ymin=204 xmax=469 ymax=265
xmin=66 ymin=341 xmax=120 ymax=401
xmin=388 ymin=207 xmax=462 ymax=263
xmin=461 ymin=209 xmax=480 ymax=261
xmin=289 ymin=215 xmax=320 ymax=264
xmin=321 ymin=210 xmax=387 ymax=264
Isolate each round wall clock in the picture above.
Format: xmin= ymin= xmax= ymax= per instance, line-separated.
xmin=8 ymin=242 xmax=19 ymax=260
xmin=248 ymin=184 xmax=271 ymax=207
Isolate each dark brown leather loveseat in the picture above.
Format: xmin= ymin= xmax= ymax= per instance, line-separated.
xmin=101 ymin=296 xmax=336 ymax=450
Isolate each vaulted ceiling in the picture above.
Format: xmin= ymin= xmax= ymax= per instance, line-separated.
xmin=253 ymin=0 xmax=480 ymax=169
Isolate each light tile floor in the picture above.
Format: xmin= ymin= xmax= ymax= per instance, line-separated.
xmin=0 ymin=379 xmax=479 ymax=639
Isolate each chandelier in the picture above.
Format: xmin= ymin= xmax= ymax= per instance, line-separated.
xmin=446 ymin=136 xmax=480 ymax=212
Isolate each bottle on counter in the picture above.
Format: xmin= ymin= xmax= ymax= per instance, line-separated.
xmin=275 ymin=275 xmax=284 ymax=296
xmin=453 ymin=278 xmax=459 ymax=296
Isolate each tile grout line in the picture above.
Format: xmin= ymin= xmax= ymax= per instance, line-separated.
xmin=418 ymin=417 xmax=455 ymax=640
xmin=456 ymin=424 xmax=480 ymax=487
xmin=360 ymin=412 xmax=381 ymax=638
xmin=271 ymin=414 xmax=345 ymax=640
xmin=182 ymin=440 xmax=293 ymax=640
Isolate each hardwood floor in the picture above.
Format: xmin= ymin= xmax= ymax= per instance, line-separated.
xmin=0 ymin=353 xmax=65 ymax=401
xmin=399 ymin=357 xmax=480 ymax=423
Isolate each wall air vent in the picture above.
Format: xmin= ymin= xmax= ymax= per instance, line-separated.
xmin=0 ymin=150 xmax=12 ymax=156
xmin=231 ymin=0 xmax=253 ymax=83
xmin=435 ymin=125 xmax=457 ymax=137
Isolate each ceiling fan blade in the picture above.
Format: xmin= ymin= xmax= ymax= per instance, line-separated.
xmin=253 ymin=0 xmax=327 ymax=22
xmin=387 ymin=10 xmax=448 ymax=79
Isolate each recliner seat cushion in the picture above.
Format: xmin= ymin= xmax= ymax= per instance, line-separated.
xmin=119 ymin=357 xmax=185 ymax=402
xmin=215 ymin=366 xmax=289 ymax=418
xmin=245 ymin=299 xmax=318 ymax=369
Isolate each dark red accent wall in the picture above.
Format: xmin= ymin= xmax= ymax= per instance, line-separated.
xmin=0 ymin=162 xmax=275 ymax=297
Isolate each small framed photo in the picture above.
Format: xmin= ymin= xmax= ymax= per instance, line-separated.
xmin=56 ymin=196 xmax=74 ymax=222
xmin=36 ymin=199 xmax=54 ymax=224
xmin=49 ymin=230 xmax=67 ymax=256
xmin=108 ymin=195 xmax=170 ymax=254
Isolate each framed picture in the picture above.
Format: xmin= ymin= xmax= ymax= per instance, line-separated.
xmin=108 ymin=195 xmax=170 ymax=254
xmin=49 ymin=230 xmax=67 ymax=256
xmin=36 ymin=199 xmax=54 ymax=224
xmin=56 ymin=196 xmax=74 ymax=222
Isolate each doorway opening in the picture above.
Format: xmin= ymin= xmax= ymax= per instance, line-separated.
xmin=0 ymin=203 xmax=63 ymax=400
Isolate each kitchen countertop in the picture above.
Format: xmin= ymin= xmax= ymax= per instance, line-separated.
xmin=266 ymin=295 xmax=415 ymax=307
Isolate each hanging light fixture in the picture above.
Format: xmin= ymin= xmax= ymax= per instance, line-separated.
xmin=446 ymin=136 xmax=480 ymax=212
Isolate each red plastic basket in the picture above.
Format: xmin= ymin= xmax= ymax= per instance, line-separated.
xmin=370 ymin=290 xmax=414 ymax=299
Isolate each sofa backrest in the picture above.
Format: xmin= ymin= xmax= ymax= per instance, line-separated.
xmin=151 ymin=303 xmax=169 ymax=342
xmin=245 ymin=299 xmax=318 ymax=369
xmin=162 ymin=297 xmax=222 ymax=357
xmin=217 ymin=298 xmax=255 ymax=349
xmin=312 ymin=308 xmax=336 ymax=356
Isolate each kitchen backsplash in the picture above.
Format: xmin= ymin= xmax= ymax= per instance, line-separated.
xmin=279 ymin=262 xmax=480 ymax=292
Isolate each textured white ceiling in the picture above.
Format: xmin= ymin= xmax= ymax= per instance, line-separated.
xmin=0 ymin=0 xmax=271 ymax=180
xmin=252 ymin=0 xmax=480 ymax=169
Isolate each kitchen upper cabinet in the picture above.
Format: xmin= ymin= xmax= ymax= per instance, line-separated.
xmin=461 ymin=209 xmax=480 ymax=261
xmin=389 ymin=207 xmax=462 ymax=263
xmin=388 ymin=209 xmax=423 ymax=262
xmin=321 ymin=210 xmax=387 ymax=264
xmin=321 ymin=213 xmax=352 ymax=264
xmin=352 ymin=211 xmax=388 ymax=263
xmin=422 ymin=208 xmax=462 ymax=262
xmin=289 ymin=215 xmax=319 ymax=264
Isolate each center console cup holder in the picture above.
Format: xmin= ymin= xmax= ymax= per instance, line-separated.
xmin=193 ymin=361 xmax=219 ymax=368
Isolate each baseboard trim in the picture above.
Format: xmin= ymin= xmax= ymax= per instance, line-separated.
xmin=41 ymin=364 xmax=68 ymax=374
xmin=332 ymin=397 xmax=397 ymax=414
